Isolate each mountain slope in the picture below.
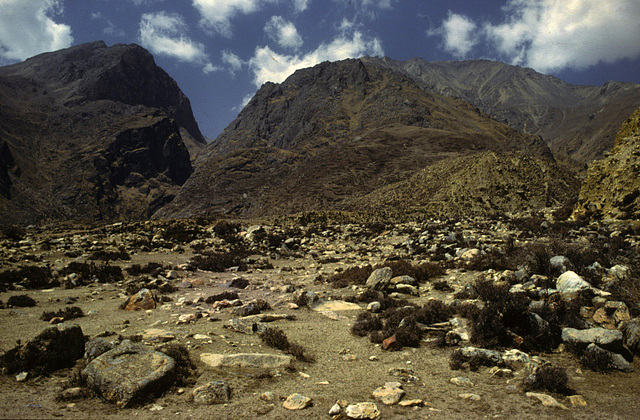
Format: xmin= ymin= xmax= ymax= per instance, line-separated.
xmin=0 ymin=41 xmax=205 ymax=224
xmin=364 ymin=57 xmax=640 ymax=165
xmin=353 ymin=151 xmax=580 ymax=219
xmin=574 ymin=107 xmax=640 ymax=220
xmin=157 ymin=59 xmax=552 ymax=219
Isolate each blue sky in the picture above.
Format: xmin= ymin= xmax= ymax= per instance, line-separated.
xmin=1 ymin=0 xmax=639 ymax=139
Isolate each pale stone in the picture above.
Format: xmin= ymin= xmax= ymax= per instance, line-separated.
xmin=372 ymin=382 xmax=405 ymax=405
xmin=345 ymin=402 xmax=380 ymax=419
xmin=200 ymin=353 xmax=292 ymax=369
xmin=526 ymin=392 xmax=568 ymax=409
xmin=283 ymin=393 xmax=312 ymax=410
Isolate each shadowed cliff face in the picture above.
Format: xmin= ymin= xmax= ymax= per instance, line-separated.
xmin=157 ymin=59 xmax=557 ymax=220
xmin=0 ymin=41 xmax=203 ymax=225
xmin=574 ymin=107 xmax=640 ymax=221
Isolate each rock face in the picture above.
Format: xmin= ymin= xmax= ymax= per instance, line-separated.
xmin=366 ymin=57 xmax=640 ymax=165
xmin=81 ymin=340 xmax=176 ymax=407
xmin=0 ymin=323 xmax=85 ymax=374
xmin=574 ymin=107 xmax=640 ymax=220
xmin=0 ymin=41 xmax=205 ymax=225
xmin=155 ymin=58 xmax=553 ymax=220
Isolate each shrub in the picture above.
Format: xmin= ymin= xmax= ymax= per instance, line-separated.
xmin=580 ymin=348 xmax=615 ymax=372
xmin=190 ymin=251 xmax=247 ymax=272
xmin=126 ymin=262 xmax=165 ymax=276
xmin=40 ymin=306 xmax=84 ymax=322
xmin=523 ymin=365 xmax=571 ymax=395
xmin=351 ymin=312 xmax=383 ymax=337
xmin=1 ymin=224 xmax=26 ymax=241
xmin=89 ymin=247 xmax=130 ymax=261
xmin=260 ymin=327 xmax=315 ymax=362
xmin=162 ymin=223 xmax=202 ymax=244
xmin=432 ymin=280 xmax=454 ymax=292
xmin=0 ymin=265 xmax=54 ymax=290
xmin=204 ymin=291 xmax=239 ymax=304
xmin=59 ymin=262 xmax=123 ymax=285
xmin=327 ymin=265 xmax=372 ymax=288
xmin=7 ymin=294 xmax=37 ymax=307
xmin=158 ymin=344 xmax=197 ymax=387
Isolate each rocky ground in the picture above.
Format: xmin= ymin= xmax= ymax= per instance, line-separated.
xmin=1 ymin=216 xmax=639 ymax=419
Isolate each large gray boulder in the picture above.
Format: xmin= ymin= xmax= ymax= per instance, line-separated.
xmin=621 ymin=318 xmax=640 ymax=354
xmin=562 ymin=327 xmax=624 ymax=354
xmin=82 ymin=340 xmax=176 ymax=407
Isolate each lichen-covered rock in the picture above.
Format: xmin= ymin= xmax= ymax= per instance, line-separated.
xmin=366 ymin=267 xmax=393 ymax=291
xmin=561 ymin=327 xmax=624 ymax=353
xmin=124 ymin=288 xmax=156 ymax=311
xmin=622 ymin=318 xmax=640 ymax=354
xmin=81 ymin=340 xmax=176 ymax=407
xmin=192 ymin=381 xmax=231 ymax=405
xmin=345 ymin=402 xmax=380 ymax=419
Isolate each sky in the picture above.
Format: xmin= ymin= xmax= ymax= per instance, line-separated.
xmin=1 ymin=0 xmax=640 ymax=140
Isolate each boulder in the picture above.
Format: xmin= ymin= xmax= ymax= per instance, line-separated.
xmin=192 ymin=380 xmax=231 ymax=404
xmin=81 ymin=340 xmax=176 ymax=407
xmin=372 ymin=382 xmax=405 ymax=405
xmin=556 ymin=271 xmax=592 ymax=294
xmin=283 ymin=393 xmax=312 ymax=410
xmin=200 ymin=353 xmax=292 ymax=369
xmin=366 ymin=267 xmax=393 ymax=291
xmin=585 ymin=343 xmax=634 ymax=373
xmin=550 ymin=256 xmax=572 ymax=274
xmin=561 ymin=327 xmax=624 ymax=354
xmin=124 ymin=288 xmax=156 ymax=311
xmin=345 ymin=402 xmax=380 ymax=419
xmin=85 ymin=337 xmax=119 ymax=362
xmin=621 ymin=318 xmax=640 ymax=354
xmin=0 ymin=323 xmax=85 ymax=374
xmin=224 ymin=318 xmax=267 ymax=335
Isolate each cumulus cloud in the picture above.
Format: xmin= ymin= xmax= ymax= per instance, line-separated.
xmin=192 ymin=0 xmax=272 ymax=37
xmin=430 ymin=11 xmax=478 ymax=58
xmin=264 ymin=16 xmax=303 ymax=50
xmin=0 ymin=0 xmax=73 ymax=63
xmin=431 ymin=0 xmax=640 ymax=73
xmin=248 ymin=30 xmax=383 ymax=87
xmin=138 ymin=11 xmax=218 ymax=73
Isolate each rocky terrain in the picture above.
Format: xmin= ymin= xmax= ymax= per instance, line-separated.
xmin=366 ymin=57 xmax=640 ymax=166
xmin=574 ymin=107 xmax=640 ymax=220
xmin=0 ymin=215 xmax=639 ymax=419
xmin=0 ymin=41 xmax=206 ymax=225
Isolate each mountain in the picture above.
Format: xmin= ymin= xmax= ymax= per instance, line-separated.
xmin=574 ymin=107 xmax=640 ymax=220
xmin=156 ymin=58 xmax=554 ymax=220
xmin=364 ymin=57 xmax=640 ymax=166
xmin=0 ymin=41 xmax=206 ymax=224
xmin=352 ymin=151 xmax=580 ymax=219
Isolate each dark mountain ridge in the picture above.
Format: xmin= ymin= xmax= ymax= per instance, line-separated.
xmin=0 ymin=41 xmax=205 ymax=224
xmin=364 ymin=57 xmax=640 ymax=165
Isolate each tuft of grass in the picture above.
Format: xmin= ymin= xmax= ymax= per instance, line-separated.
xmin=189 ymin=251 xmax=247 ymax=272
xmin=523 ymin=365 xmax=571 ymax=395
xmin=40 ymin=306 xmax=84 ymax=322
xmin=327 ymin=265 xmax=373 ymax=288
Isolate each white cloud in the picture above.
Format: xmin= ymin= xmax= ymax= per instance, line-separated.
xmin=430 ymin=11 xmax=478 ymax=58
xmin=192 ymin=0 xmax=273 ymax=37
xmin=222 ymin=50 xmax=244 ymax=73
xmin=431 ymin=0 xmax=640 ymax=73
xmin=264 ymin=16 xmax=303 ymax=50
xmin=292 ymin=0 xmax=309 ymax=12
xmin=248 ymin=30 xmax=383 ymax=87
xmin=0 ymin=0 xmax=73 ymax=63
xmin=138 ymin=11 xmax=217 ymax=73
xmin=362 ymin=0 xmax=393 ymax=9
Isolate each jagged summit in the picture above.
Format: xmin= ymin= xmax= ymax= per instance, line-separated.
xmin=0 ymin=41 xmax=204 ymax=224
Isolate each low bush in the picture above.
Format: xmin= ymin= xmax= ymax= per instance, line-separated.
xmin=0 ymin=265 xmax=54 ymax=290
xmin=40 ymin=306 xmax=84 ymax=322
xmin=7 ymin=294 xmax=37 ymax=307
xmin=327 ymin=265 xmax=373 ymax=288
xmin=580 ymin=348 xmax=615 ymax=372
xmin=126 ymin=262 xmax=165 ymax=276
xmin=189 ymin=251 xmax=247 ymax=272
xmin=523 ymin=365 xmax=571 ymax=395
xmin=89 ymin=247 xmax=130 ymax=261
xmin=204 ymin=291 xmax=239 ymax=304
xmin=260 ymin=327 xmax=315 ymax=362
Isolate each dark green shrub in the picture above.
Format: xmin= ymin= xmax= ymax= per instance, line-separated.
xmin=327 ymin=265 xmax=372 ymax=288
xmin=7 ymin=294 xmax=36 ymax=307
xmin=523 ymin=365 xmax=571 ymax=395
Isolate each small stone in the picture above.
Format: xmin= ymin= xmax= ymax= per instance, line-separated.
xmin=124 ymin=288 xmax=156 ymax=311
xmin=260 ymin=391 xmax=276 ymax=402
xmin=367 ymin=301 xmax=381 ymax=313
xmin=398 ymin=399 xmax=423 ymax=407
xmin=450 ymin=377 xmax=474 ymax=387
xmin=59 ymin=387 xmax=86 ymax=400
xmin=329 ymin=402 xmax=342 ymax=415
xmin=149 ymin=404 xmax=164 ymax=411
xmin=345 ymin=402 xmax=380 ymax=419
xmin=458 ymin=393 xmax=481 ymax=401
xmin=192 ymin=380 xmax=231 ymax=405
xmin=382 ymin=334 xmax=397 ymax=350
xmin=372 ymin=382 xmax=405 ymax=405
xmin=568 ymin=395 xmax=587 ymax=406
xmin=49 ymin=316 xmax=64 ymax=324
xmin=15 ymin=372 xmax=28 ymax=382
xmin=282 ymin=393 xmax=312 ymax=410
xmin=343 ymin=354 xmax=357 ymax=361
xmin=526 ymin=392 xmax=568 ymax=409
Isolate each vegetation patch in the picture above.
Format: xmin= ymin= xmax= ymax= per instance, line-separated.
xmin=40 ymin=306 xmax=84 ymax=322
xmin=189 ymin=251 xmax=247 ymax=272
xmin=7 ymin=294 xmax=37 ymax=307
xmin=0 ymin=265 xmax=54 ymax=291
xmin=523 ymin=365 xmax=571 ymax=395
xmin=260 ymin=327 xmax=315 ymax=362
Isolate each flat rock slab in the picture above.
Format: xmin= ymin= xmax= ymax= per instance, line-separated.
xmin=526 ymin=392 xmax=568 ymax=409
xmin=192 ymin=380 xmax=231 ymax=405
xmin=141 ymin=328 xmax=176 ymax=343
xmin=200 ymin=353 xmax=292 ymax=369
xmin=372 ymin=382 xmax=405 ymax=405
xmin=311 ymin=301 xmax=361 ymax=311
xmin=82 ymin=340 xmax=176 ymax=407
xmin=283 ymin=393 xmax=312 ymax=410
xmin=224 ymin=318 xmax=267 ymax=334
xmin=562 ymin=327 xmax=623 ymax=353
xmin=345 ymin=402 xmax=380 ymax=419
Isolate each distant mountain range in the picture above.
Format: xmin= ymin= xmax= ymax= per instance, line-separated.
xmin=1 ymin=42 xmax=638 ymax=224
